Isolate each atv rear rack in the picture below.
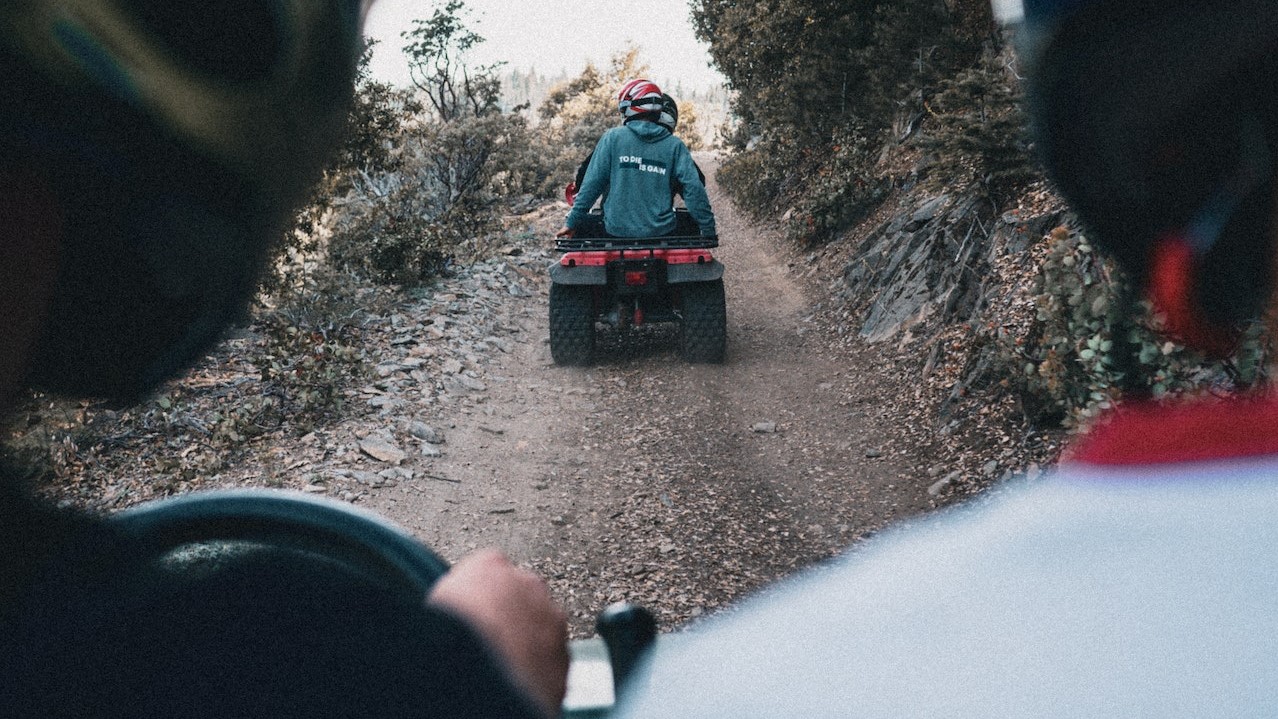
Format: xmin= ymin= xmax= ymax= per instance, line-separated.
xmin=555 ymin=234 xmax=719 ymax=252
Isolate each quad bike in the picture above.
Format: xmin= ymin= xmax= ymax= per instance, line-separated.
xmin=113 ymin=490 xmax=653 ymax=718
xmin=549 ymin=208 xmax=727 ymax=366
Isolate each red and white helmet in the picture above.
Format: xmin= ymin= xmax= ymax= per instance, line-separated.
xmin=618 ymin=79 xmax=665 ymax=119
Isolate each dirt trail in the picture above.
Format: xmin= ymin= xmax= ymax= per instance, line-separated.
xmin=366 ymin=156 xmax=935 ymax=632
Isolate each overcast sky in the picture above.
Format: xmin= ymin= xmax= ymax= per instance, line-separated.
xmin=364 ymin=0 xmax=727 ymax=92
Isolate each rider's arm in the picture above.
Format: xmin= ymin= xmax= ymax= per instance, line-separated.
xmin=672 ymin=144 xmax=716 ymax=236
xmin=565 ymin=133 xmax=615 ymax=231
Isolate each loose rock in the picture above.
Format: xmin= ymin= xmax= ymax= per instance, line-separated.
xmin=359 ymin=438 xmax=407 ymax=464
xmin=928 ymin=471 xmax=963 ymax=497
xmin=407 ymin=422 xmax=445 ymax=444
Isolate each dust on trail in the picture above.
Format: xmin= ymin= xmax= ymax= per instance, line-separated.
xmin=367 ymin=155 xmax=935 ymax=634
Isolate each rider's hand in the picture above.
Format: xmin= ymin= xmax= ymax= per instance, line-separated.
xmin=555 ymin=226 xmax=575 ymax=238
xmin=428 ymin=549 xmax=569 ymax=718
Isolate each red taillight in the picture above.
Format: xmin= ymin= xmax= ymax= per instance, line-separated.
xmin=624 ymin=271 xmax=648 ymax=286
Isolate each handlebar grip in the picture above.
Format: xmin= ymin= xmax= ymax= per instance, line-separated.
xmin=595 ymin=602 xmax=657 ymax=697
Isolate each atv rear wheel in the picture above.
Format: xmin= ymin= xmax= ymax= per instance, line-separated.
xmin=679 ymin=279 xmax=726 ymax=363
xmin=549 ymin=283 xmax=596 ymax=366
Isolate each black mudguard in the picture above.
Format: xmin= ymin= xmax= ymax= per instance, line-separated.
xmin=667 ymin=260 xmax=725 ymax=284
xmin=549 ymin=262 xmax=607 ymax=285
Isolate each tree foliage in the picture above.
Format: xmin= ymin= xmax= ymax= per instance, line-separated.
xmin=342 ymin=39 xmax=422 ymax=177
xmin=917 ymin=51 xmax=1035 ymax=201
xmin=693 ymin=0 xmax=970 ymax=140
xmin=403 ymin=0 xmax=502 ymax=121
xmin=690 ymin=0 xmax=995 ymax=241
xmin=534 ymin=48 xmax=646 ymax=196
xmin=270 ymin=38 xmax=419 ymax=291
xmin=320 ymin=1 xmax=540 ymax=284
xmin=532 ymin=47 xmax=710 ymax=194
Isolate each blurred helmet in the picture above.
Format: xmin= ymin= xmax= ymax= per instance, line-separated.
xmin=0 ymin=0 xmax=366 ymax=399
xmin=618 ymin=78 xmax=664 ymax=119
xmin=1018 ymin=0 xmax=1278 ymax=352
xmin=657 ymin=93 xmax=679 ymax=132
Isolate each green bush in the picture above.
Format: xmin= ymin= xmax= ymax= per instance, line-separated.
xmin=254 ymin=318 xmax=362 ymax=432
xmin=784 ymin=127 xmax=888 ymax=244
xmin=917 ymin=52 xmax=1037 ymax=201
xmin=691 ymin=0 xmax=988 ymax=246
xmin=323 ymin=1 xmax=542 ymax=285
xmin=716 ymin=148 xmax=784 ymax=217
xmin=328 ymin=191 xmax=470 ymax=285
xmin=266 ymin=38 xmax=420 ymax=294
xmin=327 ymin=111 xmax=529 ymax=284
xmin=717 ymin=127 xmax=886 ymax=245
xmin=533 ymin=48 xmax=654 ymax=199
xmin=215 ymin=269 xmax=369 ymax=442
xmin=1014 ymin=226 xmax=1269 ymax=428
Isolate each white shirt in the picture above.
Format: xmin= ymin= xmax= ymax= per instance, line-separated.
xmin=618 ymin=457 xmax=1278 ymax=717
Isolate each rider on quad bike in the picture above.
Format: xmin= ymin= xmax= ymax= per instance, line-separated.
xmin=556 ymin=80 xmax=716 ymax=242
xmin=566 ymin=93 xmax=707 ymax=239
xmin=549 ymin=81 xmax=726 ymax=367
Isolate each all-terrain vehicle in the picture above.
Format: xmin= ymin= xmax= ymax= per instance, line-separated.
xmin=548 ymin=208 xmax=727 ymax=366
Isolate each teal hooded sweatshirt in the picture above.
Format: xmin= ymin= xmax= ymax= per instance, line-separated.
xmin=566 ymin=120 xmax=716 ymax=238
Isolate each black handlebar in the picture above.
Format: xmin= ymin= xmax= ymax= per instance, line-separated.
xmin=596 ymin=602 xmax=658 ymax=698
xmin=113 ymin=490 xmax=449 ymax=602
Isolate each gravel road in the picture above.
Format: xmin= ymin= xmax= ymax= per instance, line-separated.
xmin=26 ymin=153 xmax=952 ymax=636
xmin=364 ymin=156 xmax=940 ymax=634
